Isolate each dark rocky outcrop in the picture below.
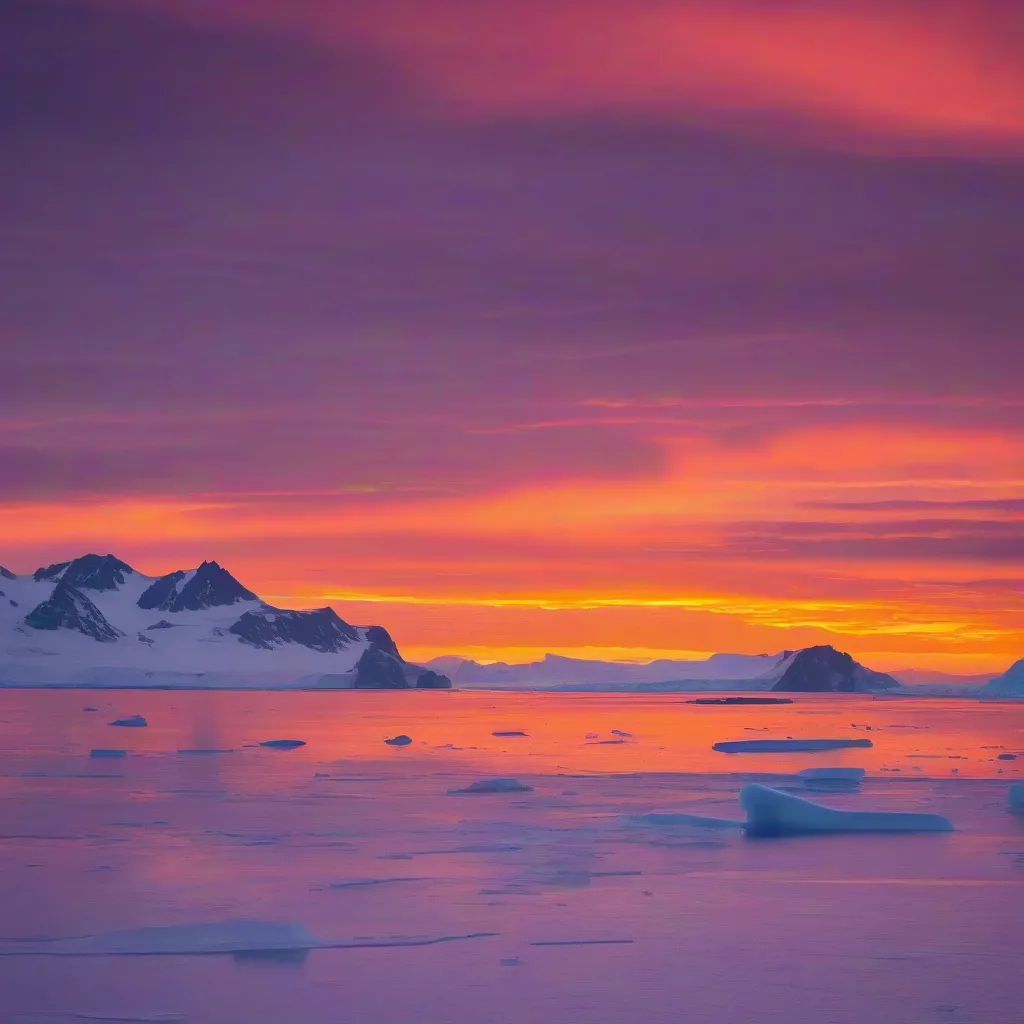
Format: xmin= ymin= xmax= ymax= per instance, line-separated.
xmin=137 ymin=571 xmax=186 ymax=610
xmin=139 ymin=560 xmax=257 ymax=612
xmin=0 ymin=566 xmax=15 ymax=581
xmin=33 ymin=561 xmax=70 ymax=582
xmin=771 ymin=646 xmax=900 ymax=693
xmin=365 ymin=624 xmax=401 ymax=658
xmin=354 ymin=646 xmax=409 ymax=689
xmin=229 ymin=606 xmax=360 ymax=653
xmin=415 ymin=669 xmax=452 ymax=689
xmin=24 ymin=583 xmax=123 ymax=643
xmin=146 ymin=619 xmax=177 ymax=630
xmin=32 ymin=554 xmax=133 ymax=591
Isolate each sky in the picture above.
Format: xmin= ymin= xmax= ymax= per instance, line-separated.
xmin=2 ymin=0 xmax=1022 ymax=673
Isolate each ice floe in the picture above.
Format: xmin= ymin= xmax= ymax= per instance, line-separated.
xmin=689 ymin=697 xmax=792 ymax=705
xmin=89 ymin=749 xmax=126 ymax=759
xmin=258 ymin=739 xmax=305 ymax=750
xmin=384 ymin=734 xmax=412 ymax=746
xmin=492 ymin=730 xmax=527 ymax=737
xmin=0 ymin=919 xmax=497 ymax=956
xmin=740 ymin=783 xmax=953 ymax=836
xmin=448 ymin=778 xmax=534 ymax=795
xmin=798 ymin=767 xmax=865 ymax=790
xmin=328 ymin=877 xmax=427 ymax=889
xmin=714 ymin=738 xmax=873 ymax=753
xmin=109 ymin=715 xmax=147 ymax=728
xmin=631 ymin=811 xmax=745 ymax=830
xmin=529 ymin=938 xmax=634 ymax=947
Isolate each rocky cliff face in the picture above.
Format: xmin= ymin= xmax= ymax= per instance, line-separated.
xmin=24 ymin=583 xmax=123 ymax=643
xmin=229 ymin=607 xmax=361 ymax=654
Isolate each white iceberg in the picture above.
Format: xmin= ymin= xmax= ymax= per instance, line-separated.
xmin=740 ymin=784 xmax=953 ymax=836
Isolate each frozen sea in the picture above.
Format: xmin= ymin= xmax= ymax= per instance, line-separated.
xmin=0 ymin=689 xmax=1022 ymax=1024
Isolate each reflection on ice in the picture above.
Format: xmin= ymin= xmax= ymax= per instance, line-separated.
xmin=0 ymin=690 xmax=1021 ymax=1024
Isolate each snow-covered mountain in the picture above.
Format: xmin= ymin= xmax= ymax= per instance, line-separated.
xmin=427 ymin=651 xmax=785 ymax=689
xmin=983 ymin=658 xmax=1024 ymax=695
xmin=0 ymin=554 xmax=450 ymax=690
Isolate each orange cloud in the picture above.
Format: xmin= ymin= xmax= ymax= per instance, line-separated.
xmin=3 ymin=421 xmax=1021 ymax=671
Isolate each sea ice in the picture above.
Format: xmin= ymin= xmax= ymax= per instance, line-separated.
xmin=798 ymin=767 xmax=866 ymax=790
xmin=714 ymin=738 xmax=873 ymax=753
xmin=689 ymin=696 xmax=793 ymax=705
xmin=258 ymin=739 xmax=306 ymax=750
xmin=448 ymin=778 xmax=534 ymax=794
xmin=610 ymin=729 xmax=632 ymax=737
xmin=529 ymin=938 xmax=634 ymax=947
xmin=384 ymin=734 xmax=413 ymax=746
xmin=998 ymin=753 xmax=1017 ymax=761
xmin=328 ymin=877 xmax=426 ymax=889
xmin=89 ymin=749 xmax=126 ymax=759
xmin=0 ymin=919 xmax=496 ymax=956
xmin=631 ymin=811 xmax=745 ymax=830
xmin=1009 ymin=784 xmax=1024 ymax=814
xmin=798 ymin=767 xmax=866 ymax=782
xmin=59 ymin=1014 xmax=185 ymax=1023
xmin=109 ymin=715 xmax=147 ymax=728
xmin=740 ymin=783 xmax=953 ymax=836
xmin=492 ymin=730 xmax=528 ymax=737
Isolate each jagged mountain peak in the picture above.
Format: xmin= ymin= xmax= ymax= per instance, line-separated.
xmin=771 ymin=645 xmax=899 ymax=693
xmin=138 ymin=559 xmax=258 ymax=613
xmin=365 ymin=625 xmax=401 ymax=659
xmin=32 ymin=554 xmax=134 ymax=592
xmin=0 ymin=565 xmax=15 ymax=581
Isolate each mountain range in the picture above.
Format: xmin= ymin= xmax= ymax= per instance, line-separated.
xmin=428 ymin=645 xmax=902 ymax=693
xmin=0 ymin=554 xmax=450 ymax=690
xmin=1 ymin=554 xmax=1018 ymax=694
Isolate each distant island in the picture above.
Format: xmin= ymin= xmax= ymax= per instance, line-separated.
xmin=429 ymin=648 xmax=1018 ymax=696
xmin=0 ymin=554 xmax=450 ymax=690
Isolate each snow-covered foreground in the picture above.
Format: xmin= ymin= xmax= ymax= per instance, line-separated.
xmin=0 ymin=691 xmax=1022 ymax=1024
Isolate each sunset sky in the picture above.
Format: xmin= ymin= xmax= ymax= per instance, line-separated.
xmin=2 ymin=0 xmax=1022 ymax=672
